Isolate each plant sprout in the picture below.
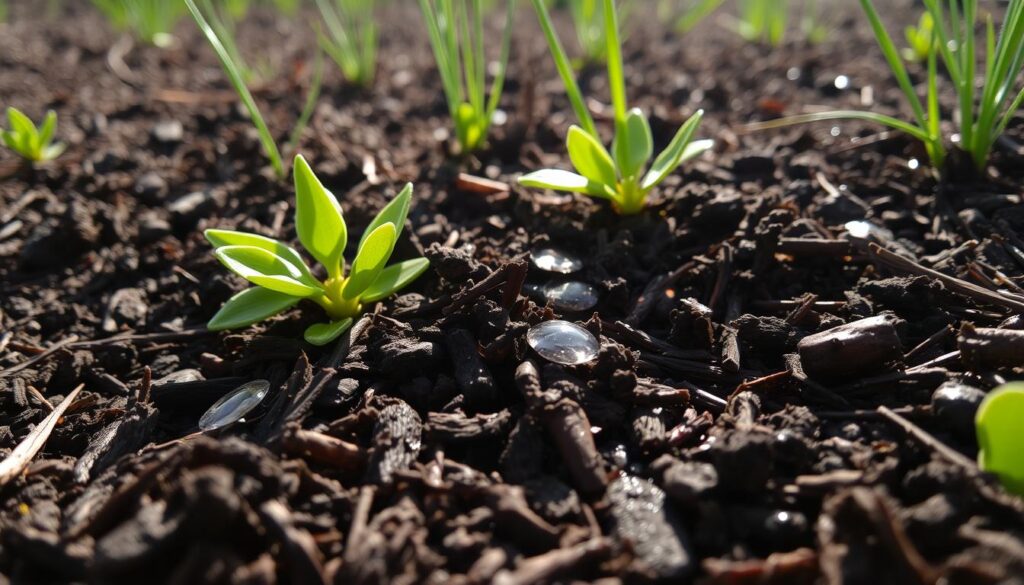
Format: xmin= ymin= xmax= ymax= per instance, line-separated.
xmin=2 ymin=107 xmax=65 ymax=162
xmin=749 ymin=0 xmax=1024 ymax=174
xmin=976 ymin=383 xmax=1024 ymax=496
xmin=417 ymin=0 xmax=517 ymax=153
xmin=568 ymin=0 xmax=611 ymax=65
xmin=186 ymin=0 xmax=323 ymax=180
xmin=520 ymin=0 xmax=712 ymax=215
xmin=316 ymin=0 xmax=378 ymax=88
xmin=737 ymin=0 xmax=788 ymax=47
xmin=206 ymin=155 xmax=430 ymax=346
xmin=903 ymin=10 xmax=934 ymax=62
xmin=664 ymin=0 xmax=725 ymax=34
xmin=92 ymin=0 xmax=185 ymax=47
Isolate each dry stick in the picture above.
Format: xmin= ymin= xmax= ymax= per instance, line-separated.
xmin=903 ymin=326 xmax=953 ymax=365
xmin=877 ymin=406 xmax=977 ymax=471
xmin=868 ymin=243 xmax=1024 ymax=313
xmin=0 ymin=384 xmax=83 ymax=487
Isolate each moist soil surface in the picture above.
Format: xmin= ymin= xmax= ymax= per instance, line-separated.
xmin=3 ymin=0 xmax=1024 ymax=583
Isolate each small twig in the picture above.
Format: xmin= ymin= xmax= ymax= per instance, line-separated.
xmin=877 ymin=405 xmax=977 ymax=471
xmin=0 ymin=384 xmax=83 ymax=487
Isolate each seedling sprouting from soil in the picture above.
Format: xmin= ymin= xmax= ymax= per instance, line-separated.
xmin=2 ymin=107 xmax=65 ymax=163
xmin=185 ymin=0 xmax=323 ymax=180
xmin=736 ymin=0 xmax=788 ymax=46
xmin=206 ymin=155 xmax=430 ymax=346
xmin=317 ymin=0 xmax=378 ymax=88
xmin=975 ymin=383 xmax=1024 ymax=496
xmin=567 ymin=0 xmax=624 ymax=65
xmin=749 ymin=0 xmax=1024 ymax=174
xmin=418 ymin=0 xmax=516 ymax=153
xmin=661 ymin=0 xmax=725 ymax=34
xmin=92 ymin=0 xmax=185 ymax=47
xmin=520 ymin=0 xmax=712 ymax=215
xmin=903 ymin=10 xmax=935 ymax=62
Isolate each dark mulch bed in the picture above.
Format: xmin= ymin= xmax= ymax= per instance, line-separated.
xmin=2 ymin=0 xmax=1024 ymax=583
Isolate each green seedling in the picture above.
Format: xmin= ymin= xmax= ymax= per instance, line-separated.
xmin=92 ymin=0 xmax=185 ymax=47
xmin=521 ymin=0 xmax=712 ymax=215
xmin=317 ymin=0 xmax=378 ymax=87
xmin=737 ymin=0 xmax=788 ymax=47
xmin=665 ymin=0 xmax=726 ymax=34
xmin=2 ymin=107 xmax=65 ymax=162
xmin=976 ymin=383 xmax=1024 ymax=496
xmin=568 ymin=0 xmax=623 ymax=65
xmin=903 ymin=10 xmax=935 ymax=62
xmin=748 ymin=0 xmax=1024 ymax=174
xmin=186 ymin=0 xmax=323 ymax=180
xmin=418 ymin=0 xmax=517 ymax=153
xmin=206 ymin=155 xmax=430 ymax=346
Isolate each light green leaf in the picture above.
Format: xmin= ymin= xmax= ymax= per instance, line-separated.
xmin=37 ymin=111 xmax=57 ymax=150
xmin=214 ymin=245 xmax=323 ymax=298
xmin=293 ymin=154 xmax=347 ymax=278
xmin=208 ymin=287 xmax=300 ymax=331
xmin=613 ymin=108 xmax=653 ymax=179
xmin=518 ymin=169 xmax=616 ymax=199
xmin=567 ymin=125 xmax=617 ymax=186
xmin=343 ymin=223 xmax=396 ymax=299
xmin=304 ymin=318 xmax=354 ymax=346
xmin=361 ymin=258 xmax=430 ymax=303
xmin=359 ymin=182 xmax=412 ymax=250
xmin=205 ymin=229 xmax=318 ymax=285
xmin=6 ymin=107 xmax=35 ymax=137
xmin=976 ymin=383 xmax=1024 ymax=496
xmin=1 ymin=131 xmax=18 ymax=153
xmin=641 ymin=110 xmax=706 ymax=191
xmin=42 ymin=143 xmax=66 ymax=161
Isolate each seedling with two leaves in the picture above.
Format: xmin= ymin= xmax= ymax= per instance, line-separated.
xmin=2 ymin=107 xmax=65 ymax=163
xmin=418 ymin=0 xmax=516 ymax=153
xmin=520 ymin=0 xmax=712 ymax=215
xmin=206 ymin=155 xmax=430 ymax=345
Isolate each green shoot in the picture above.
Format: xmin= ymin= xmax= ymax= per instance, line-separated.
xmin=568 ymin=0 xmax=614 ymax=65
xmin=206 ymin=155 xmax=431 ymax=346
xmin=92 ymin=0 xmax=186 ymax=47
xmin=903 ymin=10 xmax=934 ymax=62
xmin=417 ymin=0 xmax=517 ymax=153
xmin=737 ymin=0 xmax=788 ymax=47
xmin=0 ymin=0 xmax=8 ymax=23
xmin=664 ymin=0 xmax=726 ymax=34
xmin=521 ymin=0 xmax=712 ymax=215
xmin=186 ymin=0 xmax=324 ymax=180
xmin=976 ymin=383 xmax=1024 ymax=496
xmin=316 ymin=0 xmax=379 ymax=88
xmin=2 ymin=107 xmax=65 ymax=163
xmin=748 ymin=0 xmax=1024 ymax=174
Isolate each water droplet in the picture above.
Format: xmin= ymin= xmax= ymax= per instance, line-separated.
xmin=199 ymin=380 xmax=271 ymax=431
xmin=531 ymin=248 xmax=583 ymax=274
xmin=491 ymin=109 xmax=508 ymax=126
xmin=844 ymin=220 xmax=893 ymax=242
xmin=830 ymin=126 xmax=841 ymax=137
xmin=908 ymin=157 xmax=920 ymax=170
xmin=786 ymin=67 xmax=801 ymax=81
xmin=526 ymin=320 xmax=600 ymax=365
xmin=834 ymin=75 xmax=850 ymax=90
xmin=543 ymin=281 xmax=599 ymax=312
xmin=951 ymin=133 xmax=961 ymax=144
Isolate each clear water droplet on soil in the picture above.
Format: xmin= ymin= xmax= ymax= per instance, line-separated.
xmin=199 ymin=379 xmax=271 ymax=431
xmin=543 ymin=281 xmax=599 ymax=312
xmin=531 ymin=248 xmax=583 ymax=274
xmin=526 ymin=320 xmax=600 ymax=365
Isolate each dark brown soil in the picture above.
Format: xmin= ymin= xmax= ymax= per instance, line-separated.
xmin=3 ymin=0 xmax=1024 ymax=583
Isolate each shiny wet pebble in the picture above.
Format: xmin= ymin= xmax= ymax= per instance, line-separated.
xmin=844 ymin=220 xmax=893 ymax=242
xmin=526 ymin=320 xmax=600 ymax=365
xmin=931 ymin=381 xmax=986 ymax=441
xmin=544 ymin=281 xmax=599 ymax=312
xmin=531 ymin=248 xmax=583 ymax=274
xmin=199 ymin=379 xmax=271 ymax=431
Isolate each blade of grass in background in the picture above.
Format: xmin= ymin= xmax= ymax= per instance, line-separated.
xmin=185 ymin=0 xmax=285 ymax=178
xmin=316 ymin=0 xmax=378 ymax=88
xmin=92 ymin=0 xmax=186 ymax=47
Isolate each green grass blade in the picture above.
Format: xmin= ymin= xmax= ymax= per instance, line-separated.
xmin=603 ymin=0 xmax=627 ymax=123
xmin=859 ymin=0 xmax=929 ymax=130
xmin=288 ymin=49 xmax=324 ymax=152
xmin=529 ymin=0 xmax=597 ymax=138
xmin=185 ymin=0 xmax=284 ymax=178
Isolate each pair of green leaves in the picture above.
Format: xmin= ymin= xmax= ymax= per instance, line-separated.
xmin=2 ymin=107 xmax=65 ymax=163
xmin=206 ymin=154 xmax=430 ymax=346
xmin=520 ymin=0 xmax=712 ymax=215
xmin=903 ymin=11 xmax=934 ymax=63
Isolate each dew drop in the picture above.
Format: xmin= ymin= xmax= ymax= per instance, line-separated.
xmin=199 ymin=379 xmax=271 ymax=431
xmin=844 ymin=220 xmax=893 ymax=243
xmin=834 ymin=75 xmax=850 ymax=90
xmin=531 ymin=248 xmax=583 ymax=274
xmin=491 ymin=109 xmax=508 ymax=126
xmin=830 ymin=126 xmax=841 ymax=137
xmin=908 ymin=157 xmax=920 ymax=170
xmin=543 ymin=281 xmax=599 ymax=312
xmin=526 ymin=320 xmax=600 ymax=365
xmin=786 ymin=67 xmax=802 ymax=81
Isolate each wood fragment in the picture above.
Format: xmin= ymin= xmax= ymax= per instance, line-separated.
xmin=0 ymin=384 xmax=83 ymax=487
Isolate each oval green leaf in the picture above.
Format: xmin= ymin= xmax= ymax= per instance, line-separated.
xmin=215 ymin=245 xmax=323 ymax=298
xmin=342 ymin=223 xmax=396 ymax=299
xmin=208 ymin=287 xmax=300 ymax=331
xmin=641 ymin=110 xmax=707 ymax=191
xmin=613 ymin=108 xmax=653 ymax=179
xmin=976 ymin=383 xmax=1024 ymax=496
xmin=361 ymin=257 xmax=430 ymax=303
xmin=518 ymin=169 xmax=615 ymax=199
xmin=567 ymin=125 xmax=617 ymax=186
xmin=294 ymin=154 xmax=347 ymax=278
xmin=304 ymin=318 xmax=354 ymax=346
xmin=358 ymin=182 xmax=412 ymax=250
xmin=205 ymin=229 xmax=318 ymax=285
